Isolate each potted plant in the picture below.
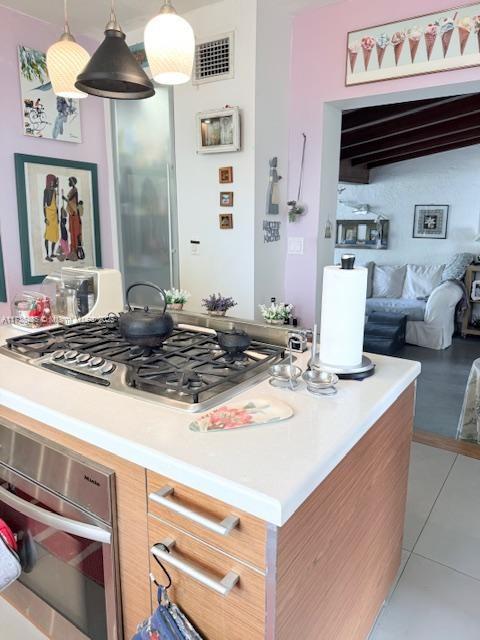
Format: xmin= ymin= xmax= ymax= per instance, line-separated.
xmin=259 ymin=302 xmax=293 ymax=325
xmin=165 ymin=288 xmax=190 ymax=311
xmin=202 ymin=293 xmax=237 ymax=317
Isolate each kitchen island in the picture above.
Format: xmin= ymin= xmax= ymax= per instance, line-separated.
xmin=0 ymin=325 xmax=420 ymax=639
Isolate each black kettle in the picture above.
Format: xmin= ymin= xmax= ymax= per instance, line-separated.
xmin=119 ymin=282 xmax=174 ymax=348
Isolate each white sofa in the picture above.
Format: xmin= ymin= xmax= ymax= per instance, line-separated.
xmin=365 ymin=263 xmax=464 ymax=350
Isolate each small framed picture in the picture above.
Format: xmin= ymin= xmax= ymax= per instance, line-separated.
xmin=219 ymin=213 xmax=233 ymax=229
xmin=220 ymin=192 xmax=234 ymax=207
xmin=413 ymin=205 xmax=449 ymax=239
xmin=219 ymin=166 xmax=233 ymax=184
xmin=197 ymin=107 xmax=240 ymax=154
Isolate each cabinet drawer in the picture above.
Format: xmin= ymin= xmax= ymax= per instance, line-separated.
xmin=147 ymin=471 xmax=267 ymax=569
xmin=148 ymin=517 xmax=265 ymax=640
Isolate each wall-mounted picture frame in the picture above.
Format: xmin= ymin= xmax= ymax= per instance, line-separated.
xmin=14 ymin=154 xmax=102 ymax=285
xmin=336 ymin=219 xmax=389 ymax=249
xmin=18 ymin=45 xmax=82 ymax=142
xmin=219 ymin=166 xmax=234 ymax=184
xmin=346 ymin=3 xmax=480 ymax=86
xmin=0 ymin=235 xmax=7 ymax=302
xmin=197 ymin=107 xmax=241 ymax=154
xmin=220 ymin=191 xmax=234 ymax=207
xmin=413 ymin=204 xmax=449 ymax=239
xmin=219 ymin=213 xmax=234 ymax=229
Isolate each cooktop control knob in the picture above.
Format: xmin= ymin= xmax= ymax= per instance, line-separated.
xmin=65 ymin=350 xmax=79 ymax=361
xmin=100 ymin=362 xmax=116 ymax=375
xmin=76 ymin=354 xmax=91 ymax=365
xmin=89 ymin=357 xmax=105 ymax=369
xmin=52 ymin=350 xmax=65 ymax=361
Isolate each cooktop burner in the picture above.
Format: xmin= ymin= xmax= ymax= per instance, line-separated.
xmin=3 ymin=318 xmax=286 ymax=411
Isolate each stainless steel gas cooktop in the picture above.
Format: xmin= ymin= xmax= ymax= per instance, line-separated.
xmin=2 ymin=318 xmax=287 ymax=412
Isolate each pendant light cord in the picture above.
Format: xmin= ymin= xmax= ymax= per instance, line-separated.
xmin=64 ymin=0 xmax=68 ymax=32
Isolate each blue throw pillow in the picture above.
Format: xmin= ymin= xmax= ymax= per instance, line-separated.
xmin=442 ymin=253 xmax=474 ymax=281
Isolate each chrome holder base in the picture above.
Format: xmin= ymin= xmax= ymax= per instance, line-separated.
xmin=316 ymin=355 xmax=375 ymax=377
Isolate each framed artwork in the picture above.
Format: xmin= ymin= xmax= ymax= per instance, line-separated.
xmin=336 ymin=219 xmax=389 ymax=249
xmin=197 ymin=107 xmax=240 ymax=154
xmin=0 ymin=235 xmax=6 ymax=302
xmin=220 ymin=191 xmax=234 ymax=207
xmin=346 ymin=3 xmax=480 ymax=86
xmin=18 ymin=45 xmax=82 ymax=142
xmin=130 ymin=42 xmax=148 ymax=69
xmin=219 ymin=213 xmax=234 ymax=229
xmin=413 ymin=205 xmax=449 ymax=239
xmin=14 ymin=154 xmax=102 ymax=285
xmin=219 ymin=166 xmax=233 ymax=183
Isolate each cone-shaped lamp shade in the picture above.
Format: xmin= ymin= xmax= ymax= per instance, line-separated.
xmin=47 ymin=34 xmax=90 ymax=99
xmin=144 ymin=8 xmax=195 ymax=85
xmin=75 ymin=28 xmax=154 ymax=99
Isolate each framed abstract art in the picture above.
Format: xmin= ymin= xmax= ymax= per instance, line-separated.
xmin=413 ymin=204 xmax=449 ymax=239
xmin=14 ymin=154 xmax=102 ymax=285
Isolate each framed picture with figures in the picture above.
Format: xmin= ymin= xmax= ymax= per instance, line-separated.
xmin=14 ymin=154 xmax=102 ymax=285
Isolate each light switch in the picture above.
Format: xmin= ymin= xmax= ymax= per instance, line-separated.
xmin=288 ymin=237 xmax=304 ymax=255
xmin=191 ymin=241 xmax=200 ymax=256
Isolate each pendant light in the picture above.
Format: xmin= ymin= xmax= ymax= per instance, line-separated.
xmin=46 ymin=0 xmax=90 ymax=99
xmin=144 ymin=0 xmax=195 ymax=85
xmin=75 ymin=0 xmax=154 ymax=100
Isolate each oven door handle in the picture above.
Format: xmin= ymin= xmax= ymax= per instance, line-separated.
xmin=0 ymin=485 xmax=111 ymax=544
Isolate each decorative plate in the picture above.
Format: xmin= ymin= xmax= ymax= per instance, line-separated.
xmin=189 ymin=397 xmax=293 ymax=432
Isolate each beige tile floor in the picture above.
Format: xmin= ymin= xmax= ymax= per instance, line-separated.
xmin=370 ymin=442 xmax=480 ymax=640
xmin=1 ymin=443 xmax=479 ymax=639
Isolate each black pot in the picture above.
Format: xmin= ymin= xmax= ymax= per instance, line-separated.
xmin=119 ymin=282 xmax=174 ymax=348
xmin=216 ymin=329 xmax=251 ymax=355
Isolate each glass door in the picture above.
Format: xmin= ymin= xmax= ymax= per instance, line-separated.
xmin=111 ymin=88 xmax=178 ymax=308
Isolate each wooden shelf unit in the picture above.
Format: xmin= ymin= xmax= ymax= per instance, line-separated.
xmin=461 ymin=264 xmax=480 ymax=338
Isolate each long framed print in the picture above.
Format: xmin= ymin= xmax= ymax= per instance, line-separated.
xmin=346 ymin=3 xmax=480 ymax=86
xmin=413 ymin=204 xmax=449 ymax=239
xmin=14 ymin=154 xmax=102 ymax=285
xmin=18 ymin=45 xmax=82 ymax=142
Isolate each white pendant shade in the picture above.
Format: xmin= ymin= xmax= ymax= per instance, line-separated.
xmin=144 ymin=11 xmax=195 ymax=85
xmin=47 ymin=37 xmax=90 ymax=99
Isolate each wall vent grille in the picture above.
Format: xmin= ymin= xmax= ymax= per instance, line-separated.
xmin=193 ymin=32 xmax=234 ymax=85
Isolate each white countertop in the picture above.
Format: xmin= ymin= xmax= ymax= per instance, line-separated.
xmin=0 ymin=325 xmax=420 ymax=526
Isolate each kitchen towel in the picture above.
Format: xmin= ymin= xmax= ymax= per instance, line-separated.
xmin=0 ymin=519 xmax=21 ymax=592
xmin=320 ymin=265 xmax=368 ymax=368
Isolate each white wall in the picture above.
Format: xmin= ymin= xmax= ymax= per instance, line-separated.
xmin=173 ymin=0 xmax=257 ymax=318
xmin=335 ymin=145 xmax=480 ymax=267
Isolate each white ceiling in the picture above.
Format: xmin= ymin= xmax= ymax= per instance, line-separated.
xmin=1 ymin=0 xmax=223 ymax=37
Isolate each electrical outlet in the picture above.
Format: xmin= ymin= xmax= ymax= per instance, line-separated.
xmin=288 ymin=237 xmax=304 ymax=255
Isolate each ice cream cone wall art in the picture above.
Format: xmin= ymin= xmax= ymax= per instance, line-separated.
xmin=346 ymin=3 xmax=480 ymax=86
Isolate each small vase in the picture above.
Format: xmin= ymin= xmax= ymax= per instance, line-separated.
xmin=167 ymin=303 xmax=184 ymax=310
xmin=266 ymin=318 xmax=284 ymax=325
xmin=207 ymin=310 xmax=227 ymax=317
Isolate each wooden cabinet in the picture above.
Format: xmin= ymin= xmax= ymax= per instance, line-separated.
xmin=148 ymin=516 xmax=265 ymax=640
xmin=1 ymin=383 xmax=415 ymax=640
xmin=147 ymin=471 xmax=267 ymax=570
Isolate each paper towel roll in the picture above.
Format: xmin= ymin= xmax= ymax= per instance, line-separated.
xmin=319 ymin=265 xmax=368 ymax=368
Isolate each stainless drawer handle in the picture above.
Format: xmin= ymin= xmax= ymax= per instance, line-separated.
xmin=149 ymin=485 xmax=239 ymax=537
xmin=151 ymin=538 xmax=239 ymax=597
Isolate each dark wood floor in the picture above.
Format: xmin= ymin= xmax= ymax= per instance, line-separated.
xmin=396 ymin=336 xmax=480 ymax=439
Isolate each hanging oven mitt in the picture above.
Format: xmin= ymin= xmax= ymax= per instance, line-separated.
xmin=132 ymin=586 xmax=204 ymax=640
xmin=0 ymin=518 xmax=21 ymax=592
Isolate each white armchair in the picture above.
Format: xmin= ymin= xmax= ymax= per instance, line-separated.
xmin=406 ymin=281 xmax=463 ymax=350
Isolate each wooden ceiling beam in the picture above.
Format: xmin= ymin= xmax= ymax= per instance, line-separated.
xmin=341 ymin=94 xmax=480 ymax=148
xmin=341 ymin=96 xmax=461 ymax=132
xmin=367 ymin=136 xmax=480 ymax=169
xmin=343 ymin=114 xmax=480 ymax=161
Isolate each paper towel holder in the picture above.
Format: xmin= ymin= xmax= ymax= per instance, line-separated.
xmin=341 ymin=254 xmax=355 ymax=270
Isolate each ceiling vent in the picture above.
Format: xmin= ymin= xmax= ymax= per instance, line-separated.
xmin=193 ymin=32 xmax=234 ymax=85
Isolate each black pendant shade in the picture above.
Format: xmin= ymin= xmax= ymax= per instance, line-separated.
xmin=75 ymin=27 xmax=154 ymax=100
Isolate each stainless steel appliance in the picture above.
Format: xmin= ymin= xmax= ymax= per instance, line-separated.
xmin=0 ymin=419 xmax=121 ymax=639
xmin=1 ymin=316 xmax=288 ymax=412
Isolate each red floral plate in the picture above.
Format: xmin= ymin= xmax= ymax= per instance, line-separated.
xmin=189 ymin=397 xmax=293 ymax=432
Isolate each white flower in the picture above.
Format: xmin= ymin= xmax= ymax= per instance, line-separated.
xmin=165 ymin=288 xmax=191 ymax=304
xmin=259 ymin=302 xmax=293 ymax=321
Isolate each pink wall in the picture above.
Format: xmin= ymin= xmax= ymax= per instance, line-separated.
xmin=0 ymin=6 xmax=114 ymax=315
xmin=286 ymin=0 xmax=480 ymax=327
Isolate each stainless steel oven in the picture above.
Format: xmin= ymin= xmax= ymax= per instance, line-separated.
xmin=0 ymin=419 xmax=122 ymax=639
